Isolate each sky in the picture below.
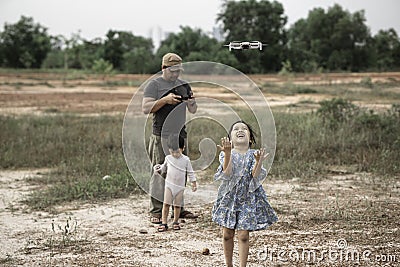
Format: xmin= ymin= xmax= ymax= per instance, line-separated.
xmin=0 ymin=0 xmax=399 ymax=42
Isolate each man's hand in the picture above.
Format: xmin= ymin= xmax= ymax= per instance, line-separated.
xmin=185 ymin=96 xmax=197 ymax=114
xmin=163 ymin=93 xmax=182 ymax=105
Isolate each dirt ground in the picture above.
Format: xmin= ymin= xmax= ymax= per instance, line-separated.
xmin=1 ymin=169 xmax=399 ymax=266
xmin=1 ymin=72 xmax=399 ymax=116
xmin=0 ymin=72 xmax=399 ymax=266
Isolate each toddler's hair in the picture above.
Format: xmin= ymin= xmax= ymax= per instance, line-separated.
xmin=228 ymin=120 xmax=257 ymax=147
xmin=167 ymin=134 xmax=185 ymax=150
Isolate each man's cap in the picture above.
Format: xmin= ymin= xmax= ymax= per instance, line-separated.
xmin=162 ymin=53 xmax=183 ymax=70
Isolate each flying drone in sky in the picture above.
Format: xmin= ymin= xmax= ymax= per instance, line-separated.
xmin=224 ymin=41 xmax=267 ymax=51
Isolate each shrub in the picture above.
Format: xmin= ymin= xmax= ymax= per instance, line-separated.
xmin=317 ymin=98 xmax=359 ymax=128
xmin=360 ymin=76 xmax=373 ymax=88
xmin=92 ymin=59 xmax=113 ymax=79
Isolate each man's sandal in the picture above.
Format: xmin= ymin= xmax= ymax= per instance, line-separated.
xmin=157 ymin=223 xmax=168 ymax=232
xmin=150 ymin=215 xmax=162 ymax=224
xmin=171 ymin=211 xmax=199 ymax=219
xmin=172 ymin=222 xmax=181 ymax=230
xmin=179 ymin=210 xmax=199 ymax=219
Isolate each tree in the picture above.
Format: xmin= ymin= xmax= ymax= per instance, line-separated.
xmin=217 ymin=0 xmax=288 ymax=73
xmin=52 ymin=33 xmax=105 ymax=70
xmin=104 ymin=31 xmax=124 ymax=70
xmin=286 ymin=18 xmax=321 ymax=72
xmin=60 ymin=32 xmax=86 ymax=69
xmin=157 ymin=26 xmax=216 ymax=59
xmin=123 ymin=47 xmax=156 ymax=73
xmin=287 ymin=4 xmax=372 ymax=72
xmin=372 ymin=29 xmax=400 ymax=70
xmin=156 ymin=26 xmax=238 ymax=71
xmin=104 ymin=30 xmax=154 ymax=72
xmin=0 ymin=16 xmax=51 ymax=68
xmin=42 ymin=34 xmax=70 ymax=69
xmin=78 ymin=38 xmax=105 ymax=70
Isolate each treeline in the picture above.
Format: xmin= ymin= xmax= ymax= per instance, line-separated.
xmin=0 ymin=1 xmax=399 ymax=74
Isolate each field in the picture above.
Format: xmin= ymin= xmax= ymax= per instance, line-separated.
xmin=0 ymin=70 xmax=399 ymax=266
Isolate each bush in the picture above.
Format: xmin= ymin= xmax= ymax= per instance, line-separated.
xmin=92 ymin=59 xmax=113 ymax=78
xmin=317 ymin=98 xmax=359 ymax=128
xmin=41 ymin=50 xmax=65 ymax=69
xmin=360 ymin=76 xmax=373 ymax=88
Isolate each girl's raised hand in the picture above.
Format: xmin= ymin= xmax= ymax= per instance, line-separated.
xmin=254 ymin=148 xmax=270 ymax=162
xmin=217 ymin=137 xmax=232 ymax=153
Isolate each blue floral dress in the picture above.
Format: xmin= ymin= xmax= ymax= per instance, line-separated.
xmin=212 ymin=149 xmax=278 ymax=231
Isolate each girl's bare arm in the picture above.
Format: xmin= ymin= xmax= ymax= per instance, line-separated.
xmin=252 ymin=148 xmax=269 ymax=178
xmin=217 ymin=137 xmax=232 ymax=175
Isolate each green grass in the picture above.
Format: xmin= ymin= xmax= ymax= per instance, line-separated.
xmin=0 ymin=67 xmax=91 ymax=80
xmin=95 ymin=80 xmax=145 ymax=87
xmin=0 ymin=114 xmax=140 ymax=211
xmin=271 ymin=101 xmax=400 ymax=178
xmin=1 ymin=100 xmax=399 ymax=210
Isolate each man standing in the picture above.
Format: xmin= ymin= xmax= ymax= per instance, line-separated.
xmin=142 ymin=52 xmax=198 ymax=224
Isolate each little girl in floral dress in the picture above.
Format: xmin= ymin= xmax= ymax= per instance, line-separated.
xmin=212 ymin=120 xmax=278 ymax=267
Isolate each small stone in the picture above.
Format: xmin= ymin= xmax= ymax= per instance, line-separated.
xmin=139 ymin=229 xmax=148 ymax=234
xmin=98 ymin=231 xmax=108 ymax=236
xmin=202 ymin=248 xmax=210 ymax=255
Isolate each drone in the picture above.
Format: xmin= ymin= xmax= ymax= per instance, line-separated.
xmin=224 ymin=41 xmax=267 ymax=51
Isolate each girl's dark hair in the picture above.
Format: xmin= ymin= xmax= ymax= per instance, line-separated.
xmin=228 ymin=120 xmax=257 ymax=147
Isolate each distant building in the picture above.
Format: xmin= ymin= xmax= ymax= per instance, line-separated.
xmin=148 ymin=26 xmax=162 ymax=51
xmin=148 ymin=26 xmax=173 ymax=51
xmin=211 ymin=25 xmax=225 ymax=42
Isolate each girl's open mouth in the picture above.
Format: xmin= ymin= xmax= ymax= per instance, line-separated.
xmin=237 ymin=132 xmax=246 ymax=138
